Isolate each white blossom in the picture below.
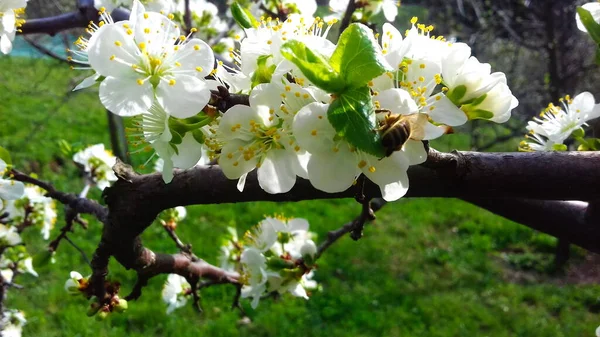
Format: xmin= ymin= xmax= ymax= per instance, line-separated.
xmin=73 ymin=144 xmax=118 ymax=190
xmin=521 ymin=92 xmax=600 ymax=151
xmin=3 ymin=186 xmax=56 ymax=240
xmin=162 ymin=274 xmax=191 ymax=314
xmin=0 ymin=159 xmax=24 ymax=203
xmin=82 ymin=1 xmax=215 ymax=117
xmin=1 ymin=309 xmax=26 ymax=337
xmin=0 ymin=0 xmax=27 ymax=54
xmin=293 ymin=102 xmax=427 ymax=201
xmin=64 ymin=271 xmax=86 ymax=294
xmin=217 ymin=83 xmax=306 ymax=193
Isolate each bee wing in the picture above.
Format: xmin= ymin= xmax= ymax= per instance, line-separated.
xmin=405 ymin=113 xmax=428 ymax=140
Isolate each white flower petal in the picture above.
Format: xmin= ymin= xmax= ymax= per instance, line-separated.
xmin=73 ymin=73 xmax=101 ymax=91
xmin=375 ymin=88 xmax=418 ymax=116
xmin=257 ymin=149 xmax=297 ymax=194
xmin=156 ymin=75 xmax=210 ymax=118
xmin=0 ymin=180 xmax=24 ymax=200
xmin=219 ymin=105 xmax=261 ymax=142
xmin=427 ymin=94 xmax=468 ymax=126
xmin=219 ymin=140 xmax=258 ymax=179
xmin=171 ymin=133 xmax=204 ymax=169
xmin=87 ymin=24 xmax=140 ymax=78
xmin=174 ymin=38 xmax=214 ymax=78
xmin=100 ymin=76 xmax=154 ymax=116
xmin=401 ymin=140 xmax=427 ymax=165
xmin=293 ymin=103 xmax=336 ymax=153
xmin=307 ymin=148 xmax=358 ymax=193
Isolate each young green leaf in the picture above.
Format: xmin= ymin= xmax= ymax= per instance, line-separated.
xmin=231 ymin=1 xmax=259 ymax=29
xmin=327 ymin=86 xmax=385 ymax=157
xmin=330 ymin=23 xmax=393 ymax=89
xmin=280 ymin=40 xmax=346 ymax=93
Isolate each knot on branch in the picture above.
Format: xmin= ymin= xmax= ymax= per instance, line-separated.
xmin=111 ymin=158 xmax=138 ymax=183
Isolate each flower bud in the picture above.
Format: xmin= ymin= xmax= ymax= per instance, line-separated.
xmin=300 ymin=240 xmax=317 ymax=265
xmin=95 ymin=310 xmax=109 ymax=321
xmin=113 ymin=298 xmax=128 ymax=313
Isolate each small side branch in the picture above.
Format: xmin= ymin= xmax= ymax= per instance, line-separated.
xmin=316 ymin=198 xmax=386 ymax=260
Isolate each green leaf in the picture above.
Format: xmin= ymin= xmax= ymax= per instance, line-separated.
xmin=0 ymin=146 xmax=12 ymax=166
xmin=280 ymin=40 xmax=345 ymax=93
xmin=231 ymin=1 xmax=259 ymax=29
xmin=578 ymin=7 xmax=600 ymax=45
xmin=330 ymin=23 xmax=393 ymax=89
xmin=327 ymin=86 xmax=385 ymax=157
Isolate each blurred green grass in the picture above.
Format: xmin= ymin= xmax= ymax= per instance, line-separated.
xmin=1 ymin=57 xmax=599 ymax=337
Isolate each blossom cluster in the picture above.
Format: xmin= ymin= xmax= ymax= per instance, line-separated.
xmin=222 ymin=217 xmax=318 ymax=309
xmin=0 ymin=155 xmax=38 ymax=337
xmin=72 ymin=1 xmax=517 ymax=202
xmin=73 ymin=143 xmax=118 ymax=190
xmin=2 ymin=184 xmax=57 ymax=240
xmin=519 ymin=92 xmax=600 ymax=152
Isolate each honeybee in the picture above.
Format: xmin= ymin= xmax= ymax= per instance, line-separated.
xmin=376 ymin=110 xmax=428 ymax=157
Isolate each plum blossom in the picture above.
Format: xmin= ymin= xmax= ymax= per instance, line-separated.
xmin=73 ymin=143 xmax=118 ymax=190
xmin=83 ymin=1 xmax=215 ymax=117
xmin=0 ymin=224 xmax=20 ymax=247
xmin=140 ymin=104 xmax=205 ymax=183
xmin=520 ymin=92 xmax=600 ymax=151
xmin=64 ymin=271 xmax=88 ymax=294
xmin=217 ymin=83 xmax=307 ymax=193
xmin=293 ymin=102 xmax=427 ymax=201
xmin=237 ymin=216 xmax=319 ymax=308
xmin=0 ymin=159 xmax=24 ymax=208
xmin=1 ymin=309 xmax=26 ymax=337
xmin=162 ymin=274 xmax=191 ymax=314
xmin=3 ymin=186 xmax=56 ymax=240
xmin=0 ymin=0 xmax=27 ymax=54
xmin=221 ymin=14 xmax=337 ymax=93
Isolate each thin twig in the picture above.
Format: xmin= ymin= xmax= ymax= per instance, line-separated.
xmin=161 ymin=220 xmax=198 ymax=261
xmin=315 ymin=197 xmax=384 ymax=260
xmin=64 ymin=235 xmax=92 ymax=267
xmin=339 ymin=0 xmax=357 ymax=39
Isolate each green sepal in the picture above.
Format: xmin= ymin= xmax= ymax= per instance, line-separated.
xmin=571 ymin=127 xmax=585 ymax=139
xmin=447 ymin=85 xmax=467 ymax=104
xmin=327 ymin=86 xmax=385 ymax=157
xmin=280 ymin=40 xmax=346 ymax=93
xmin=191 ymin=129 xmax=205 ymax=144
xmin=250 ymin=55 xmax=276 ymax=88
xmin=231 ymin=1 xmax=259 ymax=29
xmin=266 ymin=257 xmax=295 ymax=271
xmin=330 ymin=23 xmax=393 ymax=88
xmin=578 ymin=7 xmax=600 ymax=45
xmin=552 ymin=143 xmax=568 ymax=151
xmin=465 ymin=108 xmax=494 ymax=120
